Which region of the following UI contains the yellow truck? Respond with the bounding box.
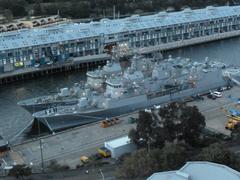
[220,107,240,130]
[80,156,89,164]
[225,117,240,130]
[97,147,111,158]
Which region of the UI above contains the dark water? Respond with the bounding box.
[165,37,240,65]
[0,70,87,142]
[1,37,240,142]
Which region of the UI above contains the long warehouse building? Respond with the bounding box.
[1,5,240,73]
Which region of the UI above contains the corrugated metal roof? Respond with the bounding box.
[148,161,240,180]
[1,5,240,52]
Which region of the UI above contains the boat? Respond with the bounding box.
[18,54,154,112]
[32,56,230,132]
[17,83,83,112]
[18,60,121,112]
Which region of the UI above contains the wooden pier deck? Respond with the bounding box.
[0,54,111,85]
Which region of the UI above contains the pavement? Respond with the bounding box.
[1,163,119,180]
[5,113,137,171]
[1,86,240,176]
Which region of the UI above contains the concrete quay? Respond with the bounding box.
[0,54,110,85]
[2,86,240,173]
[1,29,240,85]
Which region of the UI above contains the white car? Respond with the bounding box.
[46,61,53,66]
[34,63,40,68]
[211,91,222,98]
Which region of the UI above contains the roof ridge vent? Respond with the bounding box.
[91,21,101,26]
[183,8,192,14]
[157,11,167,17]
[131,14,139,18]
[206,6,216,11]
[206,6,217,15]
[100,18,110,23]
[127,14,140,22]
[176,171,190,179]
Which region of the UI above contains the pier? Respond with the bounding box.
[2,5,240,84]
[0,54,110,85]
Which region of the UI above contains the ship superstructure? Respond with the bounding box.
[17,54,155,112]
[32,56,229,131]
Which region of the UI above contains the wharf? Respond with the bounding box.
[136,29,240,54]
[0,54,110,85]
[2,86,240,173]
[1,29,240,85]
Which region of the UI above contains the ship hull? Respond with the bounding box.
[19,100,78,113]
[34,77,228,132]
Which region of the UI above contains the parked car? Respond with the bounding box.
[226,85,233,90]
[211,91,222,98]
[191,94,204,101]
[46,61,53,66]
[207,93,217,100]
[217,87,225,92]
[34,63,40,68]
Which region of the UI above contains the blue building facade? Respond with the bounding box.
[1,5,240,72]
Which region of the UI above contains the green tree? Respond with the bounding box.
[160,143,187,170]
[116,148,161,178]
[230,124,240,142]
[33,3,42,16]
[159,102,205,146]
[3,9,13,22]
[129,110,154,148]
[197,143,233,165]
[180,105,206,145]
[117,143,188,178]
[8,164,32,179]
[130,102,206,149]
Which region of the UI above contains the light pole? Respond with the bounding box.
[99,168,105,180]
[37,118,44,173]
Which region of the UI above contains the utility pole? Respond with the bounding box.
[37,119,44,173]
[99,169,105,180]
[113,5,116,19]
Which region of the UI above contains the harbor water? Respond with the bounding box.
[1,37,240,143]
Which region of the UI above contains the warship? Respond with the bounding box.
[18,54,154,112]
[17,60,122,112]
[32,56,230,132]
[86,60,122,90]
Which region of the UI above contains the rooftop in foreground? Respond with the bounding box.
[148,161,240,180]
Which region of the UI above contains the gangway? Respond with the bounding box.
[223,68,240,86]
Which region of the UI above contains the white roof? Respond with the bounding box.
[105,136,131,148]
[148,161,240,180]
[1,5,240,51]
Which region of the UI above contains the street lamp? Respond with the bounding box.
[99,169,105,180]
[37,118,44,173]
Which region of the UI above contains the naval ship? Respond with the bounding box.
[32,56,230,131]
[17,59,122,112]
[86,60,122,90]
[18,54,155,112]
